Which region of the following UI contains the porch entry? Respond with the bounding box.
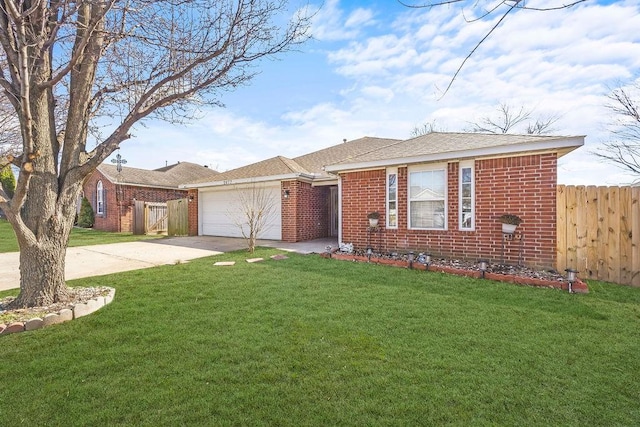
[329,186,338,237]
[133,198,189,235]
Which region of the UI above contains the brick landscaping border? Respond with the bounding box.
[0,287,116,337]
[323,253,589,293]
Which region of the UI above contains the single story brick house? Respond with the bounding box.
[83,161,219,232]
[183,132,583,269]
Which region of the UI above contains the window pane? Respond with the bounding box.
[389,211,397,227]
[460,166,473,230]
[387,172,397,227]
[96,181,104,214]
[461,212,472,228]
[410,200,445,229]
[389,201,397,226]
[462,167,471,183]
[410,170,445,200]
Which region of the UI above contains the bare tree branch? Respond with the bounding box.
[229,182,278,253]
[410,119,445,137]
[593,83,640,177]
[399,1,590,96]
[467,102,560,134]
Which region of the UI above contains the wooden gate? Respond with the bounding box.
[167,198,189,236]
[133,199,187,235]
[146,202,168,234]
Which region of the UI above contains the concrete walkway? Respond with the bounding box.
[0,236,337,292]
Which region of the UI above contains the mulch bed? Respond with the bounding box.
[323,250,588,293]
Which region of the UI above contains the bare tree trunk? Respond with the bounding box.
[5,51,79,308]
[11,240,69,308]
[7,176,81,308]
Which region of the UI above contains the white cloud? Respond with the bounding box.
[360,86,395,102]
[345,8,375,28]
[310,0,376,41]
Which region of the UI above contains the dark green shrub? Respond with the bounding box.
[77,196,95,228]
[0,165,15,199]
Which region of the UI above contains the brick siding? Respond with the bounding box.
[188,189,198,236]
[281,180,331,242]
[340,153,558,269]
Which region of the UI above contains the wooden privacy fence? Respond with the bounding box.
[557,185,640,286]
[133,199,188,236]
[167,198,189,236]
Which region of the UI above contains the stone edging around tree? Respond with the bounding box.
[322,253,589,294]
[0,287,116,337]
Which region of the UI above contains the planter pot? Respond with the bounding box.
[369,218,379,227]
[501,223,517,234]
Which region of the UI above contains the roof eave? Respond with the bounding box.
[324,136,585,173]
[116,182,179,190]
[311,177,339,187]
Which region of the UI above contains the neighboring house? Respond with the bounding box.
[83,162,219,232]
[183,133,584,269]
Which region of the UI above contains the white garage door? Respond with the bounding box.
[200,183,282,240]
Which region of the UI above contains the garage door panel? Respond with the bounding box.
[200,185,281,240]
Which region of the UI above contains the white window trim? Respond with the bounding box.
[96,180,104,215]
[386,167,398,229]
[407,163,447,231]
[459,161,475,231]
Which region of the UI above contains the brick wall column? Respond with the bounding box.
[188,189,199,236]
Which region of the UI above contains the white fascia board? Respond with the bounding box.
[311,178,339,187]
[324,136,585,173]
[180,173,315,189]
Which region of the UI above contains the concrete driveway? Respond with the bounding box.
[0,236,336,292]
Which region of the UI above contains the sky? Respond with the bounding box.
[109,0,640,185]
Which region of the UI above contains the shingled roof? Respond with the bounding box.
[293,136,401,176]
[182,133,584,187]
[97,161,219,189]
[325,132,584,172]
[196,156,312,182]
[185,136,401,186]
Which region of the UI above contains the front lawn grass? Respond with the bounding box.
[0,219,162,253]
[1,249,639,425]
